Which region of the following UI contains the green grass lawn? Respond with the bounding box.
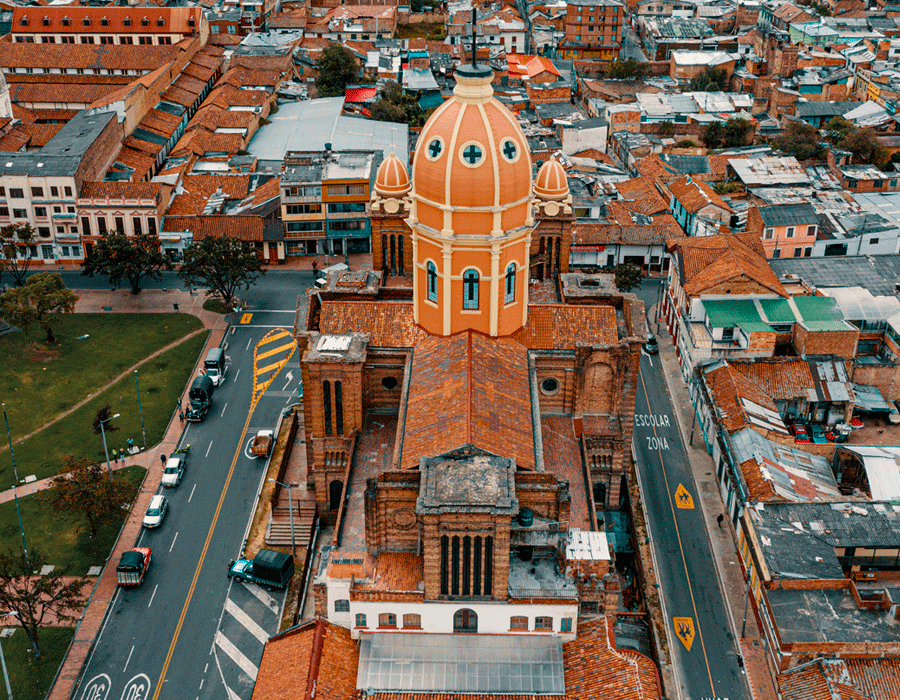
[1,332,208,485]
[0,627,74,700]
[396,22,445,40]
[0,313,202,442]
[0,466,145,573]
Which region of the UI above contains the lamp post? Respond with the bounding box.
[134,370,146,449]
[269,479,296,557]
[2,406,28,562]
[99,414,121,472]
[0,611,17,700]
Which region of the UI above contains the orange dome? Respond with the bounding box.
[534,158,569,200]
[374,151,410,196]
[411,65,532,236]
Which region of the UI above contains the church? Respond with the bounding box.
[291,58,645,667]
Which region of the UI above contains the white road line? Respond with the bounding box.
[206,441,213,458]
[221,403,228,418]
[225,598,271,644]
[123,645,134,673]
[148,584,158,608]
[242,309,297,313]
[204,663,208,673]
[199,679,204,689]
[189,483,197,503]
[169,532,178,552]
[223,683,242,700]
[234,368,240,382]
[214,630,259,680]
[245,337,252,351]
[240,581,279,612]
[238,324,288,328]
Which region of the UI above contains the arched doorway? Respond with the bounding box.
[453,608,477,633]
[329,480,343,512]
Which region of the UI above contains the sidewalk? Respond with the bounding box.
[15,287,232,700]
[648,303,779,700]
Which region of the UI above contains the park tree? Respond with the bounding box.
[178,236,266,309]
[614,263,643,292]
[771,121,824,161]
[689,66,728,92]
[0,549,86,660]
[0,272,78,344]
[80,233,170,294]
[92,404,120,435]
[723,118,755,148]
[0,223,37,287]
[607,59,650,80]
[703,121,725,149]
[824,115,855,144]
[316,43,360,98]
[839,128,890,171]
[44,456,134,538]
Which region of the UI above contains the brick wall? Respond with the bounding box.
[371,206,413,277]
[364,471,421,552]
[793,326,859,358]
[75,115,125,186]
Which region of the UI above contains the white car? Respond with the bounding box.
[143,494,168,529]
[161,456,185,487]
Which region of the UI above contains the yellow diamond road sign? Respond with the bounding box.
[252,329,296,407]
[675,483,694,509]
[673,617,695,651]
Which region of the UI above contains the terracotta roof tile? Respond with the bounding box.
[401,332,535,470]
[514,304,618,349]
[113,147,157,180]
[12,7,202,35]
[166,174,252,216]
[668,175,732,214]
[79,181,162,201]
[358,553,423,592]
[318,300,427,347]
[0,43,179,71]
[163,215,276,242]
[728,358,815,402]
[703,361,780,434]
[780,659,900,700]
[8,82,120,106]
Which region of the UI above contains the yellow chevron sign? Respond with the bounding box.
[675,483,694,509]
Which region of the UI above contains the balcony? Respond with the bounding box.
[507,556,577,601]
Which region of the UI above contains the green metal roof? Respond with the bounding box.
[792,295,844,323]
[759,298,796,323]
[802,320,853,332]
[703,299,774,333]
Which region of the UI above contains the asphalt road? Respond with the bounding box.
[73,283,306,700]
[622,24,648,63]
[633,348,749,700]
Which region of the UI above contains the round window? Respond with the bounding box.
[425,136,444,161]
[500,137,520,163]
[540,377,560,396]
[459,141,485,168]
[382,376,398,390]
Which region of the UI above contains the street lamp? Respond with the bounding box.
[0,611,16,700]
[2,406,28,562]
[268,479,296,557]
[134,370,146,449]
[99,414,121,472]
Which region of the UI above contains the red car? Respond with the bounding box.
[116,547,152,587]
[789,422,810,443]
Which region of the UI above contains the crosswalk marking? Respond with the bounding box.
[215,630,258,680]
[252,328,296,408]
[255,341,296,362]
[240,581,279,613]
[225,598,271,645]
[257,330,291,345]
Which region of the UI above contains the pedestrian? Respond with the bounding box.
[717,514,724,528]
[111,448,118,463]
[121,447,127,461]
[179,411,184,423]
[127,438,134,453]
[312,259,318,275]
[160,454,167,466]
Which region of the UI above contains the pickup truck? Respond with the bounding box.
[116,547,152,587]
[251,430,274,458]
[228,549,294,590]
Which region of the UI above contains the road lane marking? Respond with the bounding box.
[225,597,271,644]
[256,359,290,375]
[188,483,196,503]
[123,645,134,673]
[148,584,158,608]
[169,532,178,552]
[224,683,242,700]
[673,616,695,651]
[206,441,213,458]
[240,313,252,324]
[257,329,291,346]
[240,581,279,613]
[256,341,296,362]
[221,403,228,417]
[245,337,252,351]
[675,484,695,509]
[638,367,716,696]
[234,369,240,382]
[252,329,296,406]
[153,404,257,699]
[79,673,111,700]
[214,630,259,680]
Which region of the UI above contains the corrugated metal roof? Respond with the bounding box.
[791,295,844,322]
[758,298,795,323]
[703,299,773,331]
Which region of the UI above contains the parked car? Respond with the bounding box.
[161,455,185,487]
[807,423,828,444]
[143,494,168,528]
[643,333,659,355]
[789,422,809,442]
[251,430,274,458]
[116,547,152,587]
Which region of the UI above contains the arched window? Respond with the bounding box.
[463,269,479,310]
[453,608,477,633]
[403,613,421,629]
[427,262,437,302]
[505,263,516,304]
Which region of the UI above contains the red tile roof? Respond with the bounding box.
[401,332,535,470]
[357,552,423,592]
[12,6,202,35]
[780,658,900,700]
[703,361,781,434]
[513,304,618,349]
[79,181,162,201]
[318,300,427,347]
[668,175,732,214]
[163,215,275,242]
[0,43,180,71]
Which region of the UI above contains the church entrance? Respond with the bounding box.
[329,480,343,512]
[453,609,478,634]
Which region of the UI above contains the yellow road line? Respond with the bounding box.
[153,404,256,700]
[638,367,716,697]
[257,330,291,345]
[255,341,296,362]
[256,359,291,375]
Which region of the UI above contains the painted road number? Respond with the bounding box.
[675,483,694,509]
[635,414,671,427]
[646,436,670,450]
[673,616,695,651]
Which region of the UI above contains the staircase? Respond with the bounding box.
[265,502,317,548]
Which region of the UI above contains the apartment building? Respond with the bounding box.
[10,6,206,47]
[77,181,170,257]
[560,0,624,60]
[280,149,382,258]
[746,203,818,259]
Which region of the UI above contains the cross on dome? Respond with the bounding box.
[429,140,442,158]
[503,141,517,160]
[463,144,482,164]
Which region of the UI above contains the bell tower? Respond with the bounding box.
[407,61,535,338]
